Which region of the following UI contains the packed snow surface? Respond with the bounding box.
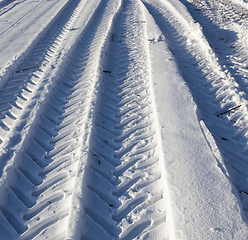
[1,0,248,239]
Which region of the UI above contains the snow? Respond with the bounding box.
[1,0,248,239]
[145,6,248,238]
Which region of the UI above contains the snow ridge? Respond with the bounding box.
[0,0,85,147]
[2,0,248,238]
[183,0,248,220]
[0,0,121,239]
[143,0,248,221]
[77,0,171,239]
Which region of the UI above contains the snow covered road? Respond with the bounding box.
[1,0,248,239]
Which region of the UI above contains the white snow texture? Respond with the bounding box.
[0,0,248,239]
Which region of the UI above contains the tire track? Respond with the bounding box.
[181,0,248,109]
[75,0,172,239]
[181,0,248,220]
[0,0,120,239]
[142,0,248,220]
[0,0,83,88]
[0,0,85,153]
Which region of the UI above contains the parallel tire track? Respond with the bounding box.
[182,0,248,219]
[142,0,248,220]
[0,0,84,146]
[0,0,121,239]
[78,0,172,239]
[4,0,248,238]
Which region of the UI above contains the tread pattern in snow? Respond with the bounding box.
[0,0,120,239]
[142,0,248,220]
[184,0,248,219]
[79,0,170,239]
[0,0,84,146]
